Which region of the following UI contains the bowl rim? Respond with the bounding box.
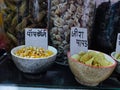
[11,45,57,60]
[111,51,120,62]
[67,50,117,68]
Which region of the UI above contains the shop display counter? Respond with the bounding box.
[0,55,120,89]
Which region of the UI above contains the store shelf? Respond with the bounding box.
[0,55,120,89]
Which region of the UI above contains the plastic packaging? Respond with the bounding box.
[91,0,120,54]
[1,0,48,49]
[49,0,96,64]
[0,1,12,51]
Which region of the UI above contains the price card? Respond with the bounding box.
[70,27,88,55]
[116,33,120,53]
[25,28,48,49]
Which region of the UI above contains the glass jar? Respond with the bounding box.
[49,0,96,64]
[0,0,15,51]
[1,0,48,47]
[91,0,120,54]
[17,0,48,45]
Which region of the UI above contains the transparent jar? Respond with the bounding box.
[0,0,16,51]
[91,0,120,54]
[49,0,96,64]
[2,0,48,46]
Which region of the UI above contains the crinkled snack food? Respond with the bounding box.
[72,51,112,67]
[49,0,96,63]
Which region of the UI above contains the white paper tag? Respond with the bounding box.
[25,28,48,49]
[70,27,88,55]
[116,33,120,53]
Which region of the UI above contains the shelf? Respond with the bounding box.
[0,55,120,89]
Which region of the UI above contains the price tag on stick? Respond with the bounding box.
[70,27,88,55]
[25,28,48,49]
[116,33,120,53]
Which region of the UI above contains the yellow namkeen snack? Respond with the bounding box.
[79,51,96,62]
[14,46,54,58]
[72,51,112,67]
[115,53,120,60]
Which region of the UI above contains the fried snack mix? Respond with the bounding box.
[14,46,54,58]
[72,51,112,67]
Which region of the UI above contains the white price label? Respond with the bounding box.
[70,27,88,55]
[25,28,48,49]
[116,33,120,53]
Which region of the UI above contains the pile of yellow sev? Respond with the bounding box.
[14,46,54,58]
[72,51,112,67]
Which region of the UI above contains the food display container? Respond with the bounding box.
[111,52,120,74]
[91,0,120,54]
[49,0,96,64]
[11,45,57,73]
[0,0,14,51]
[68,50,116,86]
[1,0,49,50]
[0,0,120,89]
